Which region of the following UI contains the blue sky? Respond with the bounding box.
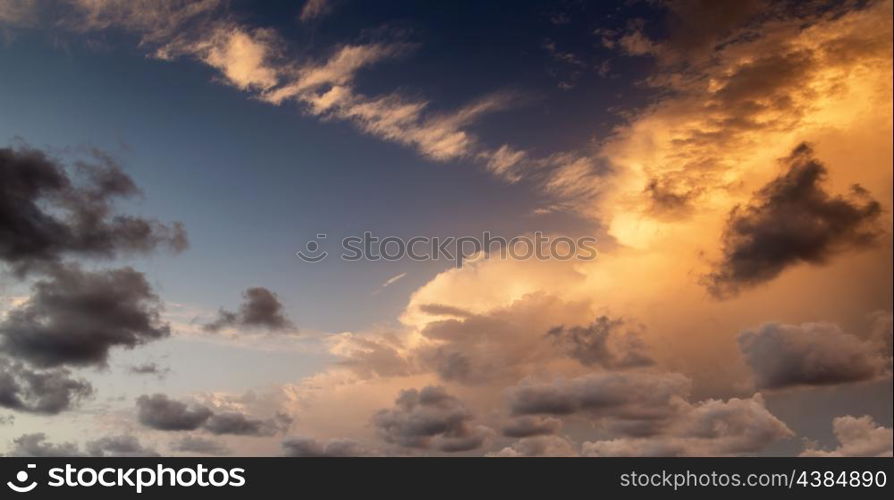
[0,8,646,332]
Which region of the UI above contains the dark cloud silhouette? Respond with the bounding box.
[418,303,474,318]
[0,358,93,414]
[661,0,765,63]
[644,177,701,218]
[204,287,294,332]
[0,264,170,368]
[501,416,562,438]
[508,372,690,430]
[547,316,654,368]
[136,394,213,431]
[601,0,765,65]
[170,436,231,456]
[705,143,883,298]
[0,145,184,422]
[136,393,289,436]
[86,434,158,457]
[7,433,81,457]
[424,349,474,383]
[203,411,287,436]
[0,146,186,275]
[608,0,858,68]
[869,311,893,369]
[373,386,490,452]
[738,322,890,390]
[712,51,815,110]
[581,395,793,456]
[281,436,371,457]
[128,361,170,377]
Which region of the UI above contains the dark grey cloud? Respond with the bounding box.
[661,0,765,63]
[501,416,562,438]
[136,393,213,431]
[86,434,158,457]
[869,311,893,369]
[0,146,186,275]
[136,393,289,436]
[607,0,850,68]
[424,349,474,383]
[299,0,333,23]
[203,411,288,436]
[644,176,701,218]
[419,317,500,384]
[0,357,93,414]
[705,143,883,298]
[0,264,170,368]
[7,433,81,457]
[281,436,371,457]
[738,322,890,390]
[581,395,793,456]
[600,0,766,65]
[204,287,294,332]
[418,303,474,318]
[508,372,690,433]
[170,436,231,456]
[373,386,490,452]
[547,316,654,368]
[712,50,815,110]
[128,361,170,377]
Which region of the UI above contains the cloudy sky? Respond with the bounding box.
[0,0,891,457]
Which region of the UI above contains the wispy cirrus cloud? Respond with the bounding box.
[4,1,516,163]
[298,0,332,23]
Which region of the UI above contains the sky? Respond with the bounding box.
[0,0,892,457]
